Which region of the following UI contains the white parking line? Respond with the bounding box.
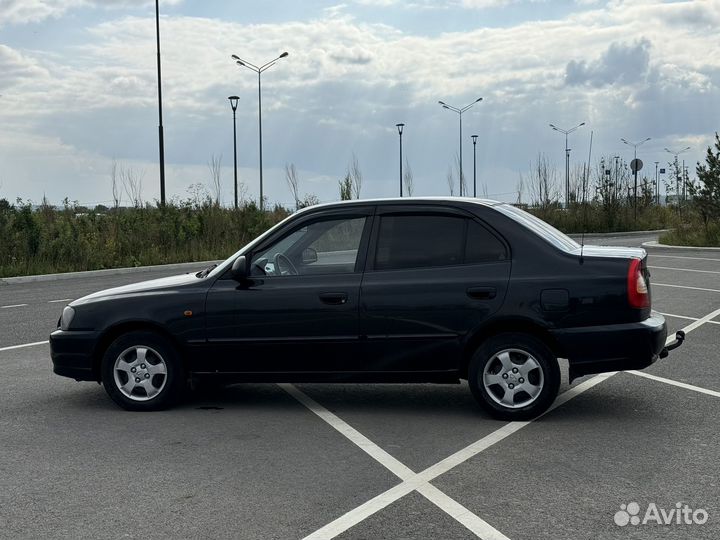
[629,371,720,399]
[298,307,720,540]
[649,265,720,275]
[1,304,28,309]
[0,340,49,352]
[416,483,511,540]
[287,373,613,540]
[48,298,72,303]
[654,283,720,294]
[674,307,720,334]
[651,254,720,262]
[282,383,512,539]
[280,384,415,480]
[657,312,720,325]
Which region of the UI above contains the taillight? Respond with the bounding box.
[627,258,650,308]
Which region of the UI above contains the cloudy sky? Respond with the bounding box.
[0,0,718,207]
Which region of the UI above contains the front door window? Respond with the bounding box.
[250,216,367,277]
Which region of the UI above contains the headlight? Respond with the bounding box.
[60,306,75,331]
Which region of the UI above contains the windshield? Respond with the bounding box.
[495,203,580,253]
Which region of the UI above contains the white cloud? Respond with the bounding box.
[0,0,83,25]
[0,45,49,88]
[459,0,515,8]
[565,39,652,87]
[0,0,718,205]
[0,0,182,26]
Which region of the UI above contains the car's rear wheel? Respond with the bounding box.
[101,331,184,411]
[469,333,560,421]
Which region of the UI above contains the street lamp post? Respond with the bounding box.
[439,98,483,196]
[228,96,240,209]
[471,134,478,197]
[664,147,691,206]
[654,161,659,205]
[396,123,404,197]
[549,122,585,207]
[155,0,166,205]
[621,137,651,220]
[231,51,289,210]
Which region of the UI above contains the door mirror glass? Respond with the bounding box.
[302,247,318,264]
[231,255,248,280]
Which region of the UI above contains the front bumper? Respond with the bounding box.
[49,329,99,381]
[550,312,682,380]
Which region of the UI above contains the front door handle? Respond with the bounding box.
[467,286,497,300]
[319,292,348,305]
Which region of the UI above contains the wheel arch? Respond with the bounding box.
[460,318,564,379]
[92,321,187,381]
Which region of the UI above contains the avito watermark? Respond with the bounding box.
[614,502,709,527]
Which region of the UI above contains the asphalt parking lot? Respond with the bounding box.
[1,236,719,539]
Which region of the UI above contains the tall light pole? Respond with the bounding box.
[155,0,166,205]
[471,134,478,197]
[664,146,691,206]
[228,96,240,209]
[549,122,585,207]
[439,97,482,196]
[396,123,405,197]
[621,136,651,219]
[231,51,289,210]
[654,161,659,205]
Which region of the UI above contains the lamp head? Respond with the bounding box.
[231,54,240,60]
[228,96,239,111]
[279,51,289,58]
[472,134,478,143]
[396,123,404,134]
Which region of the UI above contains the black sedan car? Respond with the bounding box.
[50,198,683,419]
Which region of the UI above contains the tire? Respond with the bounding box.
[468,333,560,421]
[101,330,184,411]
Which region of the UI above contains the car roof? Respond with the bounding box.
[296,197,503,214]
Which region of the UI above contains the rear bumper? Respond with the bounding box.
[550,311,673,379]
[49,329,99,381]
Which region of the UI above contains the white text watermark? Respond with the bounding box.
[614,502,709,527]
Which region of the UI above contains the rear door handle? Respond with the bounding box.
[319,292,348,305]
[467,286,496,300]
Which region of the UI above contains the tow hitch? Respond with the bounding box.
[660,330,685,359]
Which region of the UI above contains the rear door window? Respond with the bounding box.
[374,214,505,271]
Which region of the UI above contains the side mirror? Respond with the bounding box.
[302,247,318,264]
[231,255,248,280]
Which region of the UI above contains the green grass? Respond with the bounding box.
[1,196,713,279]
[0,200,289,278]
[659,222,720,247]
[525,202,674,234]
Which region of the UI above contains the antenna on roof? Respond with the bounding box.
[580,130,593,265]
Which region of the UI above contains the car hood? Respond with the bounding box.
[571,244,647,260]
[71,273,202,305]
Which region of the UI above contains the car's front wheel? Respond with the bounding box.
[101,331,184,411]
[469,333,560,421]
